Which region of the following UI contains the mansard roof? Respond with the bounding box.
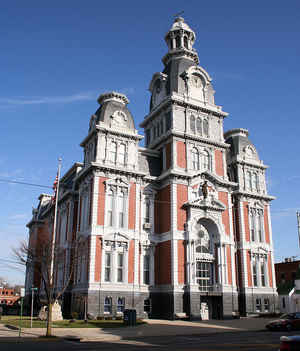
[224,128,260,161]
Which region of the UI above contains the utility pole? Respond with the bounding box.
[30,287,38,328]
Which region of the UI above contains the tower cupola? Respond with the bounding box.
[163,17,199,65]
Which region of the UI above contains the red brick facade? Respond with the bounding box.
[97,177,107,225]
[128,183,136,230]
[128,240,135,283]
[215,149,224,176]
[178,240,186,284]
[264,205,270,244]
[155,185,171,234]
[94,237,102,282]
[177,184,188,231]
[177,141,186,169]
[155,240,171,284]
[218,192,230,235]
[243,202,250,242]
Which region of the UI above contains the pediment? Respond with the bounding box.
[104,232,130,242]
[184,197,226,212]
[105,176,129,188]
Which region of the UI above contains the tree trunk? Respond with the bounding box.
[46,301,53,337]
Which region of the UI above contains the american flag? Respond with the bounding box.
[52,172,59,202]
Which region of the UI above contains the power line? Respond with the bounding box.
[0,178,52,189]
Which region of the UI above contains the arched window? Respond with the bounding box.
[192,148,200,170]
[175,35,180,48]
[190,115,196,133]
[196,117,202,135]
[104,297,112,313]
[202,150,210,171]
[119,144,126,165]
[109,142,117,163]
[203,119,209,137]
[117,297,125,312]
[184,36,188,49]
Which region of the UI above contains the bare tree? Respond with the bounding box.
[13,235,82,337]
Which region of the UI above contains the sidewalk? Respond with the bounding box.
[0,317,270,342]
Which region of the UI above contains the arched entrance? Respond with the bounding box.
[191,217,223,320]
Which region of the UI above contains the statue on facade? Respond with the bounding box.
[201,180,208,199]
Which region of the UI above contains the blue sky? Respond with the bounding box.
[0,0,299,284]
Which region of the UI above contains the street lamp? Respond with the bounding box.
[30,287,38,328]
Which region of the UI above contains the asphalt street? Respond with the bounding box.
[0,330,287,351]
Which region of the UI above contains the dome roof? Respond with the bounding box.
[94,92,136,131]
[169,16,195,35]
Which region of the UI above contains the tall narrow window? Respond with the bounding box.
[250,213,255,241]
[105,253,111,282]
[119,144,126,165]
[190,115,196,133]
[144,200,150,224]
[143,255,150,285]
[104,297,112,313]
[107,190,114,226]
[117,297,125,313]
[264,298,269,312]
[246,171,252,191]
[203,119,209,137]
[160,120,164,135]
[196,261,211,291]
[196,117,202,135]
[184,36,188,49]
[118,191,125,228]
[175,36,180,48]
[258,214,263,242]
[256,298,262,312]
[253,261,258,287]
[202,150,210,171]
[117,253,124,282]
[261,262,266,287]
[253,173,259,191]
[109,142,117,163]
[192,148,200,170]
[165,113,171,131]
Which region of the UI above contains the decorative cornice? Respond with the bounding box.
[162,48,199,66]
[232,190,275,201]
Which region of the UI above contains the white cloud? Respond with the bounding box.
[0,92,97,106]
[271,207,300,219]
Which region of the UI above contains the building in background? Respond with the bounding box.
[276,258,300,313]
[0,288,20,306]
[25,17,277,319]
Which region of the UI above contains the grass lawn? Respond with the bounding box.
[0,315,145,328]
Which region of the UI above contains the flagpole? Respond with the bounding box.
[297,212,300,249]
[50,158,62,288]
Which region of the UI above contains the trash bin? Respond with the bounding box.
[123,309,136,326]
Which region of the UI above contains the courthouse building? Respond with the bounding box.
[25,17,277,319]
